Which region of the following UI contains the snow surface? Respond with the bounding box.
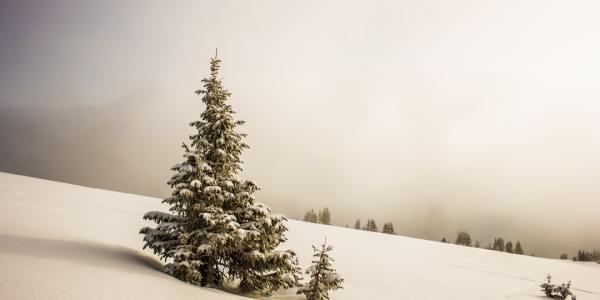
[0,172,598,300]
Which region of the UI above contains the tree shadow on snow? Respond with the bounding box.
[0,233,306,299]
[0,233,165,277]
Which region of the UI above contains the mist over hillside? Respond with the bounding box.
[1,97,599,258]
[3,0,600,261]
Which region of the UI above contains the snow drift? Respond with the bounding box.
[0,172,598,299]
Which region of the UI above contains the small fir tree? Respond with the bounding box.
[297,239,344,300]
[353,219,361,230]
[441,237,447,243]
[475,240,480,248]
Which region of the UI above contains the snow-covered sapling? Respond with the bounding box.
[541,274,554,297]
[297,239,344,300]
[540,274,576,299]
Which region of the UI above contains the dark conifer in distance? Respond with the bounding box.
[506,241,514,253]
[318,208,332,225]
[515,241,524,255]
[455,231,472,246]
[382,222,395,234]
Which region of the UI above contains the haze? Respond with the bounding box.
[1,0,600,257]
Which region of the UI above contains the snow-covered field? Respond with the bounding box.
[0,172,598,300]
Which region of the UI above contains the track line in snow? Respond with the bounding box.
[573,287,599,295]
[0,199,70,212]
[439,263,535,282]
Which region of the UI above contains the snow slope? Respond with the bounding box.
[0,172,598,300]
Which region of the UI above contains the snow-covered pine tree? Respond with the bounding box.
[297,239,344,300]
[141,141,241,286]
[228,200,302,295]
[141,54,301,294]
[195,55,300,295]
[540,274,576,299]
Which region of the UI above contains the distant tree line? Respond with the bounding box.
[440,231,525,255]
[352,218,396,234]
[301,211,397,235]
[570,249,600,262]
[488,237,523,254]
[362,218,378,231]
[303,208,332,225]
[300,210,542,258]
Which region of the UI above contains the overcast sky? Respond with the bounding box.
[1,0,600,256]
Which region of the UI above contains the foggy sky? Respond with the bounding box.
[1,0,600,257]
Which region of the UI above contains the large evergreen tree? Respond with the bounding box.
[140,143,239,286]
[140,54,301,295]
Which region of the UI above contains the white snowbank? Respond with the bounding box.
[0,172,598,299]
